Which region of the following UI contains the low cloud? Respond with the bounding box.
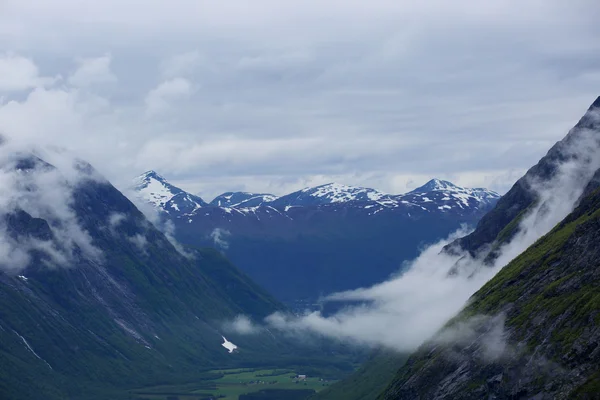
[68,54,117,87]
[128,233,148,254]
[0,53,57,92]
[434,314,512,362]
[144,78,192,115]
[210,228,231,251]
[0,141,103,273]
[224,315,262,335]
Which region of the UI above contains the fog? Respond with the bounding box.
[0,140,103,272]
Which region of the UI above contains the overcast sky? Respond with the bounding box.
[0,0,599,200]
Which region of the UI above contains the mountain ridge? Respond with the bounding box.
[132,173,500,304]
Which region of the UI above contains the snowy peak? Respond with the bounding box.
[410,178,459,193]
[210,192,278,208]
[133,171,207,214]
[399,178,500,214]
[132,171,500,219]
[271,183,393,208]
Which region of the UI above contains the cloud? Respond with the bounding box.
[224,315,261,335]
[144,78,192,115]
[128,233,148,254]
[160,51,203,78]
[255,118,600,351]
[68,54,117,87]
[0,142,103,272]
[0,1,599,200]
[434,313,512,362]
[0,53,57,92]
[108,212,126,229]
[210,228,231,250]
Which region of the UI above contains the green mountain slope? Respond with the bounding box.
[379,187,600,399]
[314,349,408,400]
[0,153,341,399]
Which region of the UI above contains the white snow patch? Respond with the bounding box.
[221,336,238,353]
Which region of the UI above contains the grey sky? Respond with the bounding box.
[1,0,599,201]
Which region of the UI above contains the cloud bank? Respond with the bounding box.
[0,1,599,199]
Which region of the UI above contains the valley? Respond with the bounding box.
[131,367,337,400]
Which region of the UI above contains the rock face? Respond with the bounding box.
[381,186,600,400]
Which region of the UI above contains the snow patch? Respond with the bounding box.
[221,336,238,353]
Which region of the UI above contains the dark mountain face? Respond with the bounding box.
[133,176,500,305]
[0,153,334,400]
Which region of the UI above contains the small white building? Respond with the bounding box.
[297,375,307,381]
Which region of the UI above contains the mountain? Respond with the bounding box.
[403,179,500,215]
[314,97,600,400]
[0,152,343,400]
[269,183,395,208]
[134,170,208,214]
[373,97,600,399]
[444,97,600,260]
[381,174,600,399]
[313,349,408,400]
[133,175,500,305]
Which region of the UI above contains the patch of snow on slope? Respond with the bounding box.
[221,336,238,353]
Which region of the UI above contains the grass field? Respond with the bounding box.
[132,368,337,400]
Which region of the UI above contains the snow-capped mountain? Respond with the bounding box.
[133,173,500,220]
[398,179,500,214]
[131,172,501,304]
[133,170,207,214]
[210,192,278,208]
[270,183,396,208]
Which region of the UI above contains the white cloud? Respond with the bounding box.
[144,78,192,114]
[0,1,597,199]
[224,315,261,335]
[0,143,104,272]
[68,54,116,87]
[0,53,56,92]
[210,228,230,250]
[160,51,203,78]
[128,233,148,254]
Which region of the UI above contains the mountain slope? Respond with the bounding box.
[380,185,600,399]
[445,96,600,258]
[314,350,408,400]
[0,152,332,400]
